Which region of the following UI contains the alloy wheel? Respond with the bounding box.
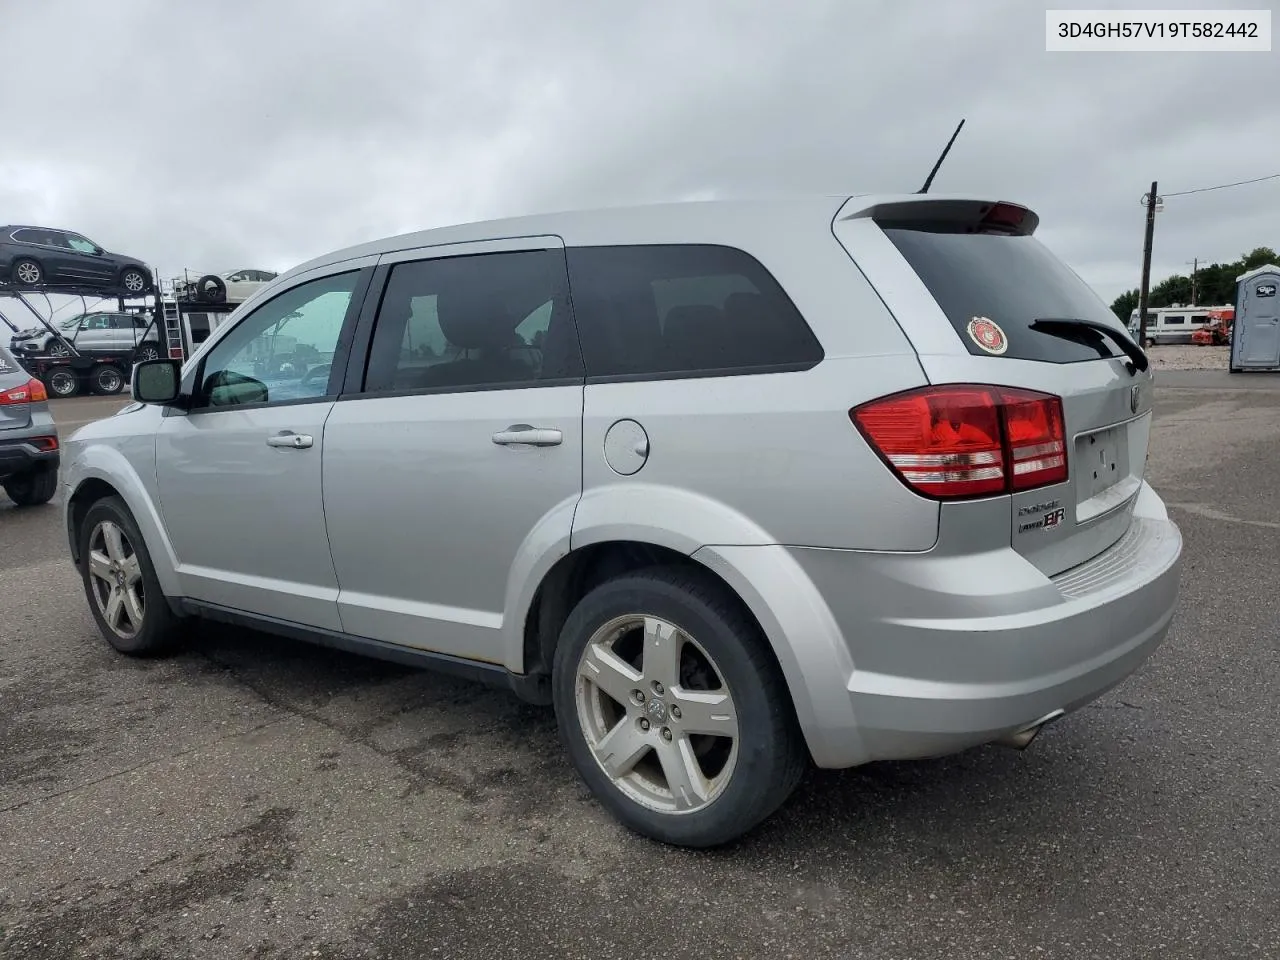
[123,271,146,293]
[574,614,739,815]
[15,261,41,284]
[87,520,145,640]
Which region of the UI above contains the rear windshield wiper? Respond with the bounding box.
[1031,317,1149,375]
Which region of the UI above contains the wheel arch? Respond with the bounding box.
[66,456,181,598]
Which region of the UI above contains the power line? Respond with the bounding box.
[1163,173,1280,197]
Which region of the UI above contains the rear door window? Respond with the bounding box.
[881,226,1130,363]
[566,244,823,379]
[362,249,582,394]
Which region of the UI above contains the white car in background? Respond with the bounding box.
[177,268,279,305]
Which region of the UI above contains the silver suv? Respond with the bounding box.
[10,311,162,361]
[61,196,1183,847]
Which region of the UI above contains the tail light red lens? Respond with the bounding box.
[0,378,47,405]
[852,385,1068,500]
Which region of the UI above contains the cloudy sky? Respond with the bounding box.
[2,0,1277,326]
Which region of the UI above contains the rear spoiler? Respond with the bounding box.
[835,196,1039,237]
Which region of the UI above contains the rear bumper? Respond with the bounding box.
[0,435,60,479]
[697,482,1183,768]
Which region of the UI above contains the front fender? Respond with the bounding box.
[65,441,180,598]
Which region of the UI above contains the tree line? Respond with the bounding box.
[1110,246,1278,321]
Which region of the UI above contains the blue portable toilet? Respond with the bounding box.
[1230,264,1280,373]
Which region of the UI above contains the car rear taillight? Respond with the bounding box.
[0,378,47,405]
[851,385,1067,500]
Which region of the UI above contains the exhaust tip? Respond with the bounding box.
[994,709,1066,750]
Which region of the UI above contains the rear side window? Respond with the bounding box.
[566,244,823,379]
[363,249,582,394]
[882,226,1129,363]
[0,344,16,372]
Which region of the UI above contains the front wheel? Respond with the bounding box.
[79,496,181,655]
[2,463,58,506]
[47,340,73,358]
[552,568,806,848]
[133,344,160,363]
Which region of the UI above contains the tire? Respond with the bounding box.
[196,274,226,304]
[45,369,79,398]
[78,496,181,656]
[12,257,43,286]
[91,364,125,395]
[47,340,73,358]
[119,267,150,296]
[2,463,58,506]
[1144,337,1156,348]
[133,343,160,363]
[552,567,806,848]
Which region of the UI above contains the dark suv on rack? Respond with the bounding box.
[1,226,154,296]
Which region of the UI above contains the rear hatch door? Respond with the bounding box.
[833,197,1153,576]
[0,347,33,431]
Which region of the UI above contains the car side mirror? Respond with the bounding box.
[132,358,182,405]
[94,246,104,255]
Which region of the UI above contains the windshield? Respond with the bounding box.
[882,225,1129,364]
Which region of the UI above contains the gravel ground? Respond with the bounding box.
[1147,344,1228,371]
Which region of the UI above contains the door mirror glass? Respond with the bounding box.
[205,368,270,406]
[132,359,182,404]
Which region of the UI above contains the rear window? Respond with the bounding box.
[882,226,1129,364]
[0,344,18,373]
[565,244,823,379]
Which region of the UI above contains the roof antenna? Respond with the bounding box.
[917,118,965,194]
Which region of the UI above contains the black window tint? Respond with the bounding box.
[1164,315,1186,325]
[11,228,40,244]
[566,244,823,379]
[363,249,582,394]
[882,226,1130,364]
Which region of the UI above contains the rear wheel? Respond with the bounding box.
[79,496,181,655]
[133,343,160,363]
[120,267,149,295]
[552,568,805,848]
[12,257,43,286]
[2,463,58,506]
[91,364,125,395]
[45,369,78,397]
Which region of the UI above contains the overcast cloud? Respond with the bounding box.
[1,0,1277,323]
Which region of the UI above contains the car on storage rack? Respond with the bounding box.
[176,269,279,305]
[1,226,153,296]
[61,194,1182,849]
[0,342,59,506]
[10,311,163,362]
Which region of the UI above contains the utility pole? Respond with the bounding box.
[1138,182,1160,343]
[1185,258,1200,305]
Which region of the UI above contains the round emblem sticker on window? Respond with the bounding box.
[967,316,1008,355]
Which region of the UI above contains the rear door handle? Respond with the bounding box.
[491,424,563,447]
[266,431,313,449]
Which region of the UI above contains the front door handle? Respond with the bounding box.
[491,424,563,447]
[266,431,313,449]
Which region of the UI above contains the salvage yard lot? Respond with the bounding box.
[3,372,1279,959]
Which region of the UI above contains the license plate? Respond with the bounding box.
[1076,425,1124,500]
